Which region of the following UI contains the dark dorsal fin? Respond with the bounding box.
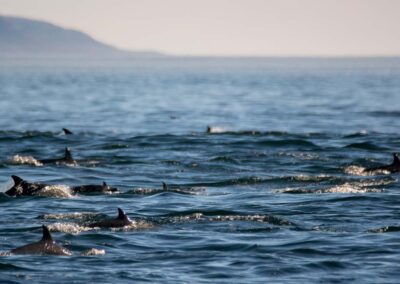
[11,175,23,186]
[206,126,211,133]
[393,153,400,165]
[162,182,168,191]
[117,208,126,220]
[41,225,53,241]
[62,128,73,135]
[102,181,107,188]
[64,147,73,161]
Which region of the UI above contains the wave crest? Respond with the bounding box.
[39,212,102,220]
[48,222,93,234]
[11,155,43,166]
[281,178,390,194]
[34,185,74,198]
[344,165,390,176]
[80,248,106,256]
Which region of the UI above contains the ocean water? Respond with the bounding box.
[0,57,400,283]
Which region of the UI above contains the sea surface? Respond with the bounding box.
[0,57,400,283]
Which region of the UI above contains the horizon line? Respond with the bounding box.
[2,13,400,59]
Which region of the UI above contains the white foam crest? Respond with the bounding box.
[11,155,43,166]
[280,177,391,194]
[34,185,74,198]
[48,222,92,234]
[315,183,383,193]
[279,152,321,160]
[354,129,368,135]
[169,187,207,195]
[168,213,204,223]
[278,187,304,193]
[82,160,100,166]
[208,215,272,222]
[359,179,394,187]
[63,161,78,167]
[109,220,153,231]
[368,226,390,233]
[345,165,390,176]
[41,212,101,220]
[167,213,290,224]
[80,248,106,256]
[344,165,368,176]
[311,226,349,233]
[207,126,227,133]
[294,174,331,181]
[315,180,386,193]
[130,187,206,195]
[0,251,11,256]
[129,188,162,195]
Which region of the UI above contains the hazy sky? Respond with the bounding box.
[1,0,400,56]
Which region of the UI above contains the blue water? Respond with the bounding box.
[0,57,400,283]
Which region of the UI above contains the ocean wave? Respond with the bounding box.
[367,226,400,233]
[344,142,386,150]
[203,129,327,138]
[343,130,369,138]
[80,248,106,256]
[49,220,153,233]
[157,212,293,226]
[209,156,239,164]
[290,174,334,182]
[0,252,11,257]
[183,175,337,188]
[48,222,93,234]
[256,139,318,148]
[321,183,383,194]
[0,130,57,138]
[367,110,400,118]
[206,126,227,133]
[278,151,321,160]
[127,186,206,196]
[345,165,391,176]
[39,212,103,220]
[10,155,78,167]
[206,214,293,226]
[311,225,351,233]
[109,220,154,231]
[11,155,43,166]
[281,179,389,194]
[34,185,74,198]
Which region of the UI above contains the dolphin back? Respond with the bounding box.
[10,226,72,256]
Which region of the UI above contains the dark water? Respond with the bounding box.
[0,57,400,283]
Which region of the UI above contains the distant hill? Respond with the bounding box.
[0,15,163,58]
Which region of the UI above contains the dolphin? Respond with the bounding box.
[363,153,400,173]
[38,147,76,165]
[88,208,132,228]
[71,181,119,194]
[4,176,118,197]
[162,182,168,191]
[10,225,72,256]
[62,128,73,135]
[5,175,49,197]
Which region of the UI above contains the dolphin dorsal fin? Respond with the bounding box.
[117,208,126,220]
[102,181,107,188]
[41,225,53,241]
[11,175,23,186]
[64,147,73,160]
[162,182,168,191]
[393,153,400,165]
[62,128,73,135]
